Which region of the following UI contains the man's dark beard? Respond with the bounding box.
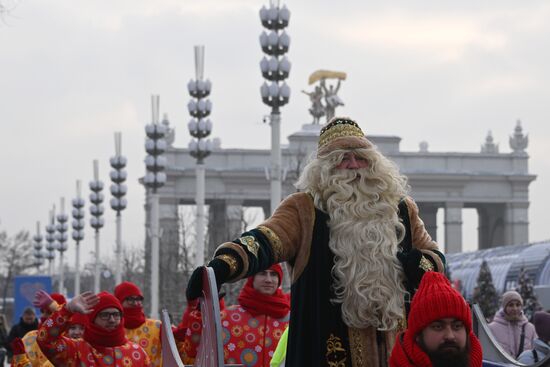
[419,337,471,367]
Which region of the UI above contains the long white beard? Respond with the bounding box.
[322,169,408,330]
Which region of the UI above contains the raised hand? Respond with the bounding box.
[33,289,54,309]
[67,291,100,314]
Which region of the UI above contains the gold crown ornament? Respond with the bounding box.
[317,117,370,156]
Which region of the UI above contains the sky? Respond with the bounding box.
[1,0,550,271]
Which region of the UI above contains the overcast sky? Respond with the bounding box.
[1,0,549,270]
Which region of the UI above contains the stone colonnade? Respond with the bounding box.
[417,202,529,254]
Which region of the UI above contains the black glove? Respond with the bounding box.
[397,248,425,289]
[185,258,231,301]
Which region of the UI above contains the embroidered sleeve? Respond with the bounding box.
[36,306,78,365]
[214,192,315,281]
[405,197,445,272]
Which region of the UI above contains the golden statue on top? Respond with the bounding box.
[302,70,347,124]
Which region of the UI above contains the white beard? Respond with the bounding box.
[322,169,408,330]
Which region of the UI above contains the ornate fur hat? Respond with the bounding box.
[317,117,371,156]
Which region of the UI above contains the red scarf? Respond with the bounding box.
[389,331,483,367]
[123,306,146,329]
[83,320,127,348]
[237,277,290,319]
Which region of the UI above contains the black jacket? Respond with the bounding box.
[5,318,38,358]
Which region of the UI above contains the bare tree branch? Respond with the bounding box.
[0,229,34,313]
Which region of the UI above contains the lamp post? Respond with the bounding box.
[55,198,69,294]
[72,181,85,295]
[144,95,167,318]
[259,1,291,214]
[187,45,213,267]
[110,132,128,285]
[89,160,105,293]
[33,222,45,271]
[44,207,56,276]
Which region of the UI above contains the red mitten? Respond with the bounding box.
[173,324,187,342]
[11,337,26,355]
[33,289,53,310]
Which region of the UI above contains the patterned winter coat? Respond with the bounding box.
[36,307,152,367]
[180,304,290,367]
[125,318,163,367]
[12,352,32,367]
[11,337,32,367]
[21,330,53,367]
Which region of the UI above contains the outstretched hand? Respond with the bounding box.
[186,266,205,301]
[33,289,53,310]
[67,291,100,314]
[186,258,230,301]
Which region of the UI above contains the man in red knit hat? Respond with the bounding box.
[114,281,163,366]
[35,290,151,366]
[180,263,290,367]
[390,271,483,367]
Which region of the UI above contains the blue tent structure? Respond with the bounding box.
[446,240,550,301]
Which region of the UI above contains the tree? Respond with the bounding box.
[472,260,499,321]
[0,230,34,314]
[0,0,18,18]
[121,246,146,286]
[516,267,542,321]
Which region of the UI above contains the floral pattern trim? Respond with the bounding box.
[326,333,347,367]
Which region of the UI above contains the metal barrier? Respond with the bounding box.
[160,267,242,367]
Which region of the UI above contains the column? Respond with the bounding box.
[261,201,271,220]
[208,200,227,258]
[477,204,506,249]
[158,200,182,318]
[207,199,244,258]
[505,202,529,245]
[144,197,182,317]
[444,202,463,253]
[226,200,244,238]
[416,203,439,242]
[143,198,152,314]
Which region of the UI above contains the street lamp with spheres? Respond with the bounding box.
[187,45,213,267]
[72,181,85,295]
[259,1,291,214]
[144,94,167,319]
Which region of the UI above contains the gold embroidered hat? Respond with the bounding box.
[317,117,371,156]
